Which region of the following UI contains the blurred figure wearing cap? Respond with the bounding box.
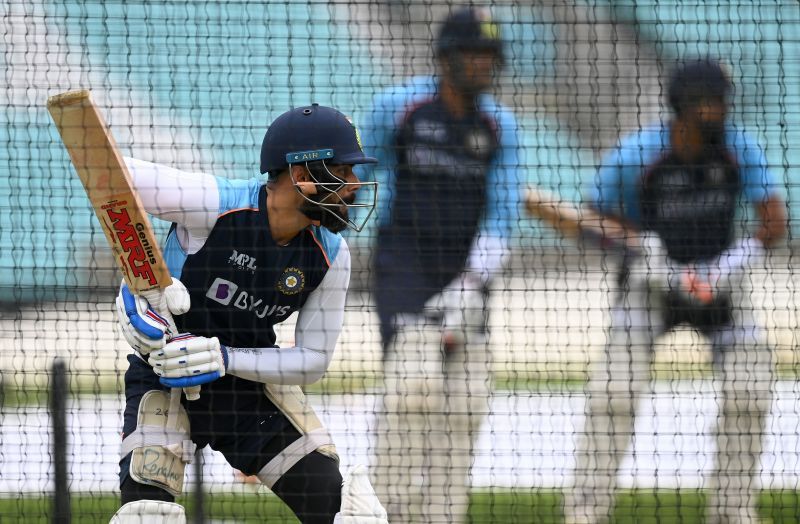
[109,105,388,523]
[361,6,522,523]
[564,58,786,523]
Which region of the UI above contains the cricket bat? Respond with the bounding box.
[525,187,641,254]
[47,90,200,401]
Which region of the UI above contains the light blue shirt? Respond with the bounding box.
[362,76,522,239]
[589,122,777,225]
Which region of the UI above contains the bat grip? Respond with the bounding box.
[140,288,201,402]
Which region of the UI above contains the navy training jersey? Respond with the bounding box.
[375,97,499,310]
[164,183,340,348]
[639,146,741,263]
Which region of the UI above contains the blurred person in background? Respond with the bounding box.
[564,57,786,524]
[362,6,522,523]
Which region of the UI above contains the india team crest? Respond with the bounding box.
[277,267,305,295]
[345,114,365,151]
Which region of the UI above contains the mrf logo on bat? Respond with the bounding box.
[101,199,159,287]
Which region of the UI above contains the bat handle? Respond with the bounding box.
[140,288,201,402]
[182,387,201,401]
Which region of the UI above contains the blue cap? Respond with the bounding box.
[435,7,504,60]
[260,104,377,175]
[668,57,732,113]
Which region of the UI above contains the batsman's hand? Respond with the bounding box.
[425,271,486,348]
[150,334,229,388]
[675,237,767,306]
[628,232,670,291]
[628,233,761,306]
[115,279,191,355]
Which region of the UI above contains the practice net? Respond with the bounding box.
[1,1,799,522]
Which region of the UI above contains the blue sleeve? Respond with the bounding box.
[361,77,437,227]
[588,126,665,225]
[361,90,399,226]
[590,144,629,217]
[482,103,521,238]
[309,226,343,265]
[731,129,779,204]
[216,177,262,214]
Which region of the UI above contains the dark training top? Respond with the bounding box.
[639,147,741,263]
[374,97,499,312]
[171,186,332,348]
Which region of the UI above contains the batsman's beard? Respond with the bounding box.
[299,193,355,233]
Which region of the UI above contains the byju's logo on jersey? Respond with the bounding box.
[228,250,257,272]
[206,277,239,305]
[277,267,305,295]
[206,277,291,319]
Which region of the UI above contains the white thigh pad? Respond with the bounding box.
[120,390,195,496]
[383,315,447,414]
[109,500,186,524]
[256,384,338,488]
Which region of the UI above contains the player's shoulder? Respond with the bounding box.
[215,176,263,215]
[373,76,436,120]
[307,226,349,268]
[619,121,669,148]
[724,124,764,152]
[477,95,516,129]
[609,122,669,165]
[376,76,436,102]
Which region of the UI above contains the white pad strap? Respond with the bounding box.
[120,425,196,464]
[109,500,186,524]
[256,428,334,488]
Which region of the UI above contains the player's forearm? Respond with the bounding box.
[754,196,787,248]
[226,345,331,385]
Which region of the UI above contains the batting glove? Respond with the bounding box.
[628,232,670,291]
[115,279,191,355]
[676,237,767,306]
[425,272,486,349]
[150,334,229,388]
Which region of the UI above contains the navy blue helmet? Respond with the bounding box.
[435,7,504,61]
[668,57,732,114]
[260,104,378,233]
[260,103,377,176]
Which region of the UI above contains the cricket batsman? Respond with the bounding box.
[564,58,787,524]
[109,105,389,523]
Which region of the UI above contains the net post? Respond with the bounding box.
[50,357,70,524]
[192,447,205,524]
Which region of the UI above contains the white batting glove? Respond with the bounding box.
[708,237,766,294]
[628,232,671,292]
[629,233,763,306]
[425,272,486,347]
[149,334,229,388]
[115,279,191,355]
[680,237,767,305]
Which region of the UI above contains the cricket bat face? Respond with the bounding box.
[47,90,172,293]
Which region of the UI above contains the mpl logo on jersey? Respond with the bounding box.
[228,250,257,272]
[206,277,291,319]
